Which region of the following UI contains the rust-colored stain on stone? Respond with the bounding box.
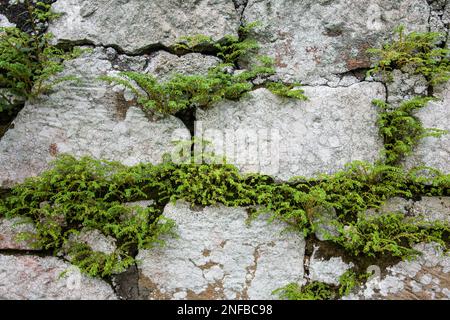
[202,249,211,257]
[49,143,58,156]
[306,46,322,65]
[343,42,372,71]
[185,280,226,300]
[275,30,296,68]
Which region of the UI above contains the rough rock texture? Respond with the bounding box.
[64,229,117,256]
[196,84,385,180]
[344,243,450,300]
[411,197,450,224]
[367,196,450,223]
[48,0,240,53]
[243,0,430,85]
[136,201,305,300]
[307,246,354,286]
[311,206,340,241]
[0,48,190,187]
[404,83,450,174]
[0,254,118,299]
[386,69,428,106]
[144,52,221,81]
[0,13,15,27]
[0,217,39,250]
[428,0,450,35]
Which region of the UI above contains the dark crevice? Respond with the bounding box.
[304,235,402,280]
[111,263,141,300]
[0,103,22,139]
[56,39,222,60]
[340,67,370,82]
[174,108,196,138]
[380,80,389,104]
[0,0,56,33]
[174,107,197,156]
[0,248,53,257]
[233,0,249,18]
[0,188,11,200]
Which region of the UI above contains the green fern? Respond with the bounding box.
[273,282,334,300]
[0,1,79,114]
[367,25,450,84]
[102,23,306,115]
[1,154,449,279]
[374,98,447,165]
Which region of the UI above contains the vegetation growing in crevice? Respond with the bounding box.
[268,27,450,300]
[0,21,448,300]
[101,23,306,116]
[374,97,447,165]
[367,25,450,85]
[0,0,79,114]
[173,21,260,65]
[368,26,449,167]
[0,155,176,277]
[273,270,369,300]
[1,154,448,278]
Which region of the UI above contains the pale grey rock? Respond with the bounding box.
[0,48,190,187]
[195,83,385,180]
[366,197,414,216]
[410,197,450,224]
[124,200,154,209]
[136,201,305,300]
[0,14,15,28]
[404,83,450,174]
[233,0,248,15]
[144,52,221,81]
[0,217,39,250]
[48,0,240,53]
[243,0,430,84]
[311,206,340,241]
[380,197,414,215]
[386,69,428,106]
[428,0,450,35]
[65,229,117,255]
[0,254,117,300]
[122,200,155,223]
[308,245,354,286]
[111,52,148,72]
[343,243,450,300]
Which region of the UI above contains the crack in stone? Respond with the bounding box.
[239,244,262,299]
[233,0,249,22]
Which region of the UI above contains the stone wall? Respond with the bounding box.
[0,0,448,300]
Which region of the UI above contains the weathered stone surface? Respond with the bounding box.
[386,69,428,106]
[144,52,221,81]
[404,83,450,174]
[0,217,39,250]
[366,197,414,216]
[366,196,450,224]
[0,13,15,27]
[243,0,430,84]
[343,243,450,300]
[411,197,450,224]
[48,0,240,53]
[311,206,340,241]
[136,201,305,300]
[307,246,354,286]
[196,83,385,180]
[428,0,450,35]
[0,254,118,299]
[0,48,190,187]
[65,228,117,256]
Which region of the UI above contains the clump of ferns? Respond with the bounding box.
[100,22,306,116]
